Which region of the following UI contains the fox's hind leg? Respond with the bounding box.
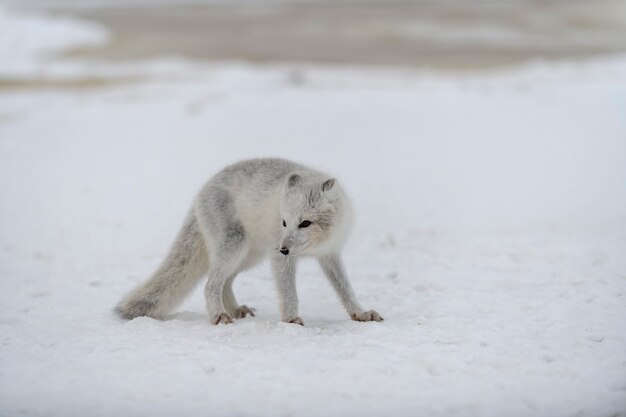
[196,187,249,325]
[223,275,255,319]
[203,231,248,324]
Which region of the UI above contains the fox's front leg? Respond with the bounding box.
[318,254,383,322]
[271,254,303,325]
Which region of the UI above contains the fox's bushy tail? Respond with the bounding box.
[115,211,208,320]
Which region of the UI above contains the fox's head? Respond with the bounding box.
[278,173,348,256]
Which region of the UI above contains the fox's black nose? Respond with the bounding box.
[279,247,289,255]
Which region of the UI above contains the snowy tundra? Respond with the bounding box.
[1,8,626,417]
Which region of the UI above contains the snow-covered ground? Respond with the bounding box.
[0,7,109,78]
[1,8,626,417]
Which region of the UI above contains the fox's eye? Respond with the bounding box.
[282,220,286,227]
[298,220,311,228]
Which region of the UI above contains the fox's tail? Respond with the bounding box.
[115,210,209,320]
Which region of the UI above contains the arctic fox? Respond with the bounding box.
[115,158,382,325]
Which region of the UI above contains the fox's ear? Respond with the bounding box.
[287,174,301,187]
[321,178,336,192]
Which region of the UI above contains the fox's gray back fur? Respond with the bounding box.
[115,158,382,325]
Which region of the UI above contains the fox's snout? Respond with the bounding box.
[279,234,295,255]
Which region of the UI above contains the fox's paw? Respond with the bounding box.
[234,305,256,319]
[351,310,384,322]
[213,312,234,325]
[286,317,304,326]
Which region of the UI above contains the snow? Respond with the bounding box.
[1,8,626,417]
[0,7,109,78]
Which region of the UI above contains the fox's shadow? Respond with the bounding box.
[164,311,207,321]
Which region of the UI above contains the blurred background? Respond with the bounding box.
[1,1,625,416]
[5,0,626,69]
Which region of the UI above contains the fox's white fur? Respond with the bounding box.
[115,158,382,325]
